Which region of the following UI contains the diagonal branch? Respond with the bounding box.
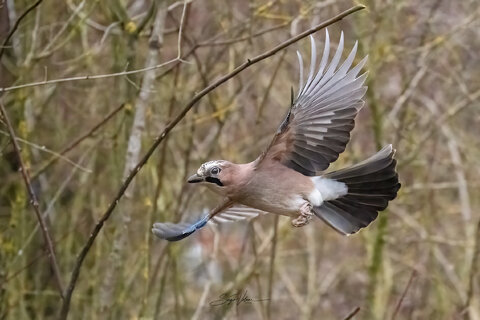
[343,307,361,320]
[0,101,64,299]
[31,103,125,179]
[59,5,366,319]
[0,0,44,59]
[391,270,417,320]
[99,1,170,313]
[0,129,91,173]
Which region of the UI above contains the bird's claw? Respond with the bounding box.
[291,203,313,227]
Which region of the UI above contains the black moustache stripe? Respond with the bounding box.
[205,177,223,187]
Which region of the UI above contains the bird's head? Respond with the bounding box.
[187,160,232,191]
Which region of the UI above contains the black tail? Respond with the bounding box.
[313,145,400,235]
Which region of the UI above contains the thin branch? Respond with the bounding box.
[388,50,429,126]
[0,0,44,59]
[4,231,72,283]
[168,0,194,11]
[0,129,91,173]
[191,228,220,320]
[0,101,64,299]
[0,57,180,93]
[177,0,188,58]
[37,0,86,57]
[58,5,366,318]
[343,307,361,320]
[197,22,290,47]
[391,270,417,320]
[11,145,96,270]
[419,94,472,222]
[277,263,304,309]
[267,216,279,319]
[31,103,125,179]
[303,223,317,320]
[99,2,169,312]
[464,218,480,318]
[256,51,286,122]
[0,0,194,94]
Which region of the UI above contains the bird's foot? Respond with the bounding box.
[291,203,313,227]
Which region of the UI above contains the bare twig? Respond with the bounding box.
[0,58,179,93]
[392,206,468,303]
[267,216,279,319]
[197,22,290,47]
[31,103,125,179]
[58,5,366,318]
[176,0,188,59]
[11,144,96,269]
[0,129,91,173]
[419,93,474,282]
[0,1,194,94]
[0,0,44,59]
[400,89,480,169]
[37,0,86,58]
[0,101,64,298]
[391,270,417,320]
[3,231,73,283]
[388,57,429,125]
[99,2,170,313]
[343,307,361,320]
[256,51,286,123]
[464,218,480,319]
[277,264,304,309]
[191,228,220,320]
[302,224,318,320]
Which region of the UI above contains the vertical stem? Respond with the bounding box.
[366,79,387,319]
[0,102,64,298]
[99,1,169,315]
[266,216,279,319]
[464,219,480,319]
[154,255,170,319]
[302,225,317,320]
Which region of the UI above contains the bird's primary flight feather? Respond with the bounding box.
[257,31,368,175]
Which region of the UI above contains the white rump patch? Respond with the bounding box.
[311,176,348,201]
[308,189,323,207]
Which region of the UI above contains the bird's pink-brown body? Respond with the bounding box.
[210,161,319,217]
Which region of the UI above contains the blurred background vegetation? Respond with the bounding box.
[1,0,479,319]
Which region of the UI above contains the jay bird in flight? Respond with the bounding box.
[152,30,401,242]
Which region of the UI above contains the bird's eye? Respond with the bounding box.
[210,166,220,175]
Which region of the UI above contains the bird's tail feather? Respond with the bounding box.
[313,145,400,235]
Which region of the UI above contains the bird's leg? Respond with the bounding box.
[291,202,313,227]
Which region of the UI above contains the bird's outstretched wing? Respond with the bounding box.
[152,200,265,241]
[256,30,368,176]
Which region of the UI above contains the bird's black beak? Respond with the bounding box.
[187,173,204,183]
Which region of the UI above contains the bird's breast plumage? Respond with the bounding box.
[229,162,317,216]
